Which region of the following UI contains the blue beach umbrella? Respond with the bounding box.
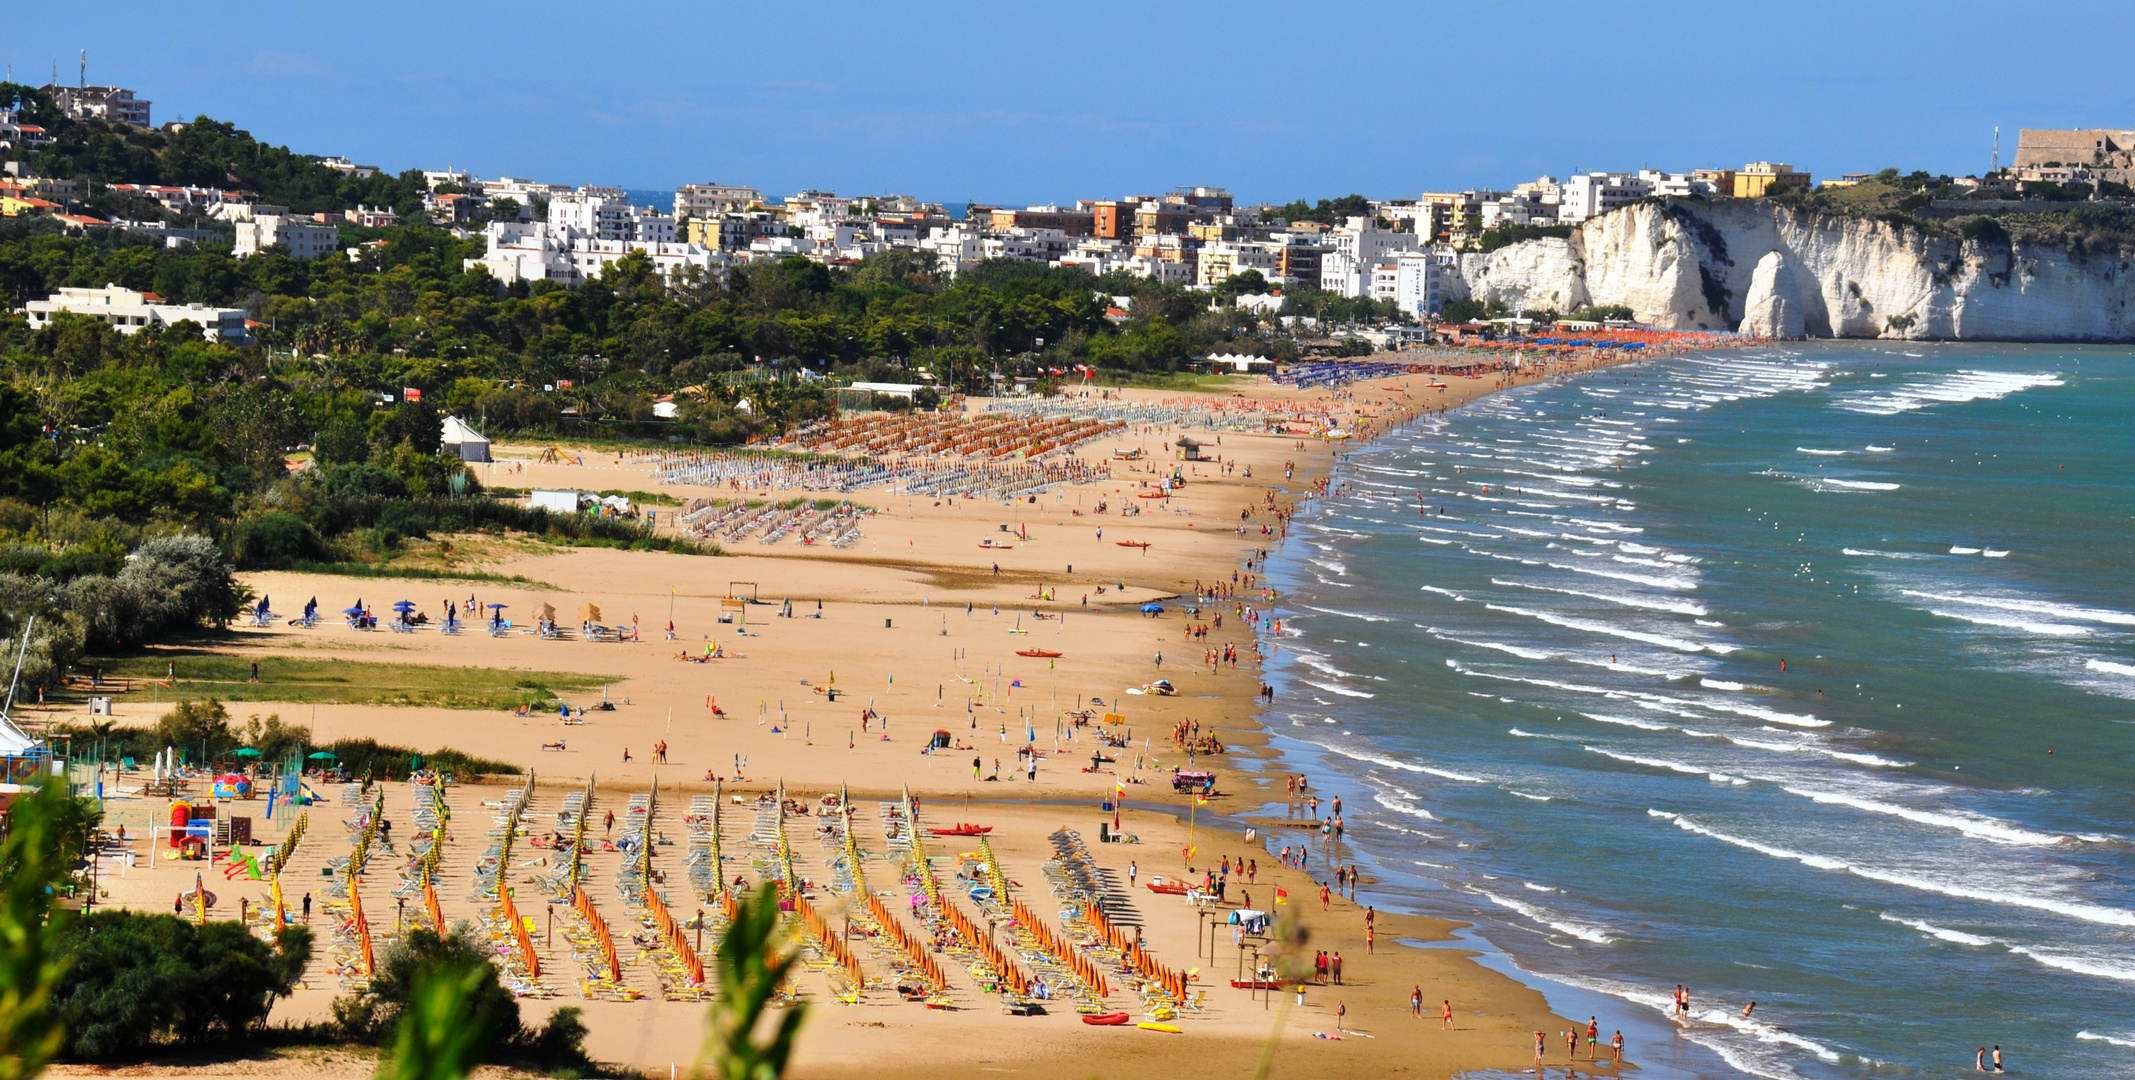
[1140,603,1165,613]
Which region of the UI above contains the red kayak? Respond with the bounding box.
[1083,1012,1132,1026]
[1116,541,1150,548]
[927,824,993,836]
[1017,649,1062,658]
[1231,979,1284,990]
[1146,881,1189,896]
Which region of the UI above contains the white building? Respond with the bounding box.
[675,183,762,219]
[921,226,986,277]
[1123,253,1193,284]
[467,221,725,287]
[1637,170,1721,197]
[550,190,674,243]
[547,191,635,240]
[1480,178,1563,229]
[234,215,342,260]
[986,227,1073,263]
[1390,251,1445,318]
[42,84,150,126]
[1558,173,1653,223]
[480,176,573,208]
[318,156,380,179]
[24,285,249,343]
[1321,217,1418,295]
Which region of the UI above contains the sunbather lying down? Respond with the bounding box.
[541,739,567,751]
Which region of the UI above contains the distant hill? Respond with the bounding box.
[1,82,426,219]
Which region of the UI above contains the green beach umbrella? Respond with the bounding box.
[307,751,337,760]
[234,748,263,758]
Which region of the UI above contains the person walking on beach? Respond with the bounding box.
[1588,1017,1600,1060]
[1335,1000,1346,1033]
[1411,986,1422,1017]
[1320,883,1331,911]
[1331,951,1342,985]
[973,756,981,779]
[302,892,312,923]
[1612,1031,1624,1062]
[604,809,615,837]
[1443,1000,1454,1030]
[1567,1027,1578,1060]
[1535,1031,1546,1071]
[1129,860,1137,889]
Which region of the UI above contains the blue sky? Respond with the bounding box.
[12,0,2135,205]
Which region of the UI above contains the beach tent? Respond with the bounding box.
[440,415,491,462]
[579,603,603,624]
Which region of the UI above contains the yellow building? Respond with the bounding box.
[1,194,62,217]
[1734,162,1812,198]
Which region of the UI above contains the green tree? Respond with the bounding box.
[0,779,85,1080]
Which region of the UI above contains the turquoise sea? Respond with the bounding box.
[1262,343,2134,1079]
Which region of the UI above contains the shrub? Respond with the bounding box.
[229,512,327,569]
[334,925,518,1048]
[325,462,409,498]
[53,912,311,1057]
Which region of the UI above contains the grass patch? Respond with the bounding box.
[270,561,555,587]
[65,651,614,711]
[1087,372,1251,393]
[322,738,522,779]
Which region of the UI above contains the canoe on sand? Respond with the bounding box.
[1082,1012,1131,1026]
[1138,1022,1183,1033]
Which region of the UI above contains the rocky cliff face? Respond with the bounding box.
[1448,199,2135,341]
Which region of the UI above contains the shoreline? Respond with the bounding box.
[55,354,1665,1079]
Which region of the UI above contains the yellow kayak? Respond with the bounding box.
[1138,1022,1182,1034]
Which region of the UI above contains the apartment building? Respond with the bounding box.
[1134,198,1202,236]
[41,84,150,126]
[25,285,247,342]
[989,205,1095,236]
[1318,217,1418,295]
[551,191,673,242]
[1389,251,1445,318]
[481,176,574,208]
[921,225,987,277]
[686,211,788,251]
[1089,200,1136,239]
[1195,241,1281,287]
[466,221,723,286]
[674,183,763,219]
[233,215,341,260]
[985,227,1074,262]
[1558,173,1652,222]
[1732,162,1813,197]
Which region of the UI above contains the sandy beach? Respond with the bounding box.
[55,355,1653,1079]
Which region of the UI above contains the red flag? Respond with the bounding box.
[402,387,422,401]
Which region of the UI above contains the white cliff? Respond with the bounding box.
[1449,199,2135,341]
